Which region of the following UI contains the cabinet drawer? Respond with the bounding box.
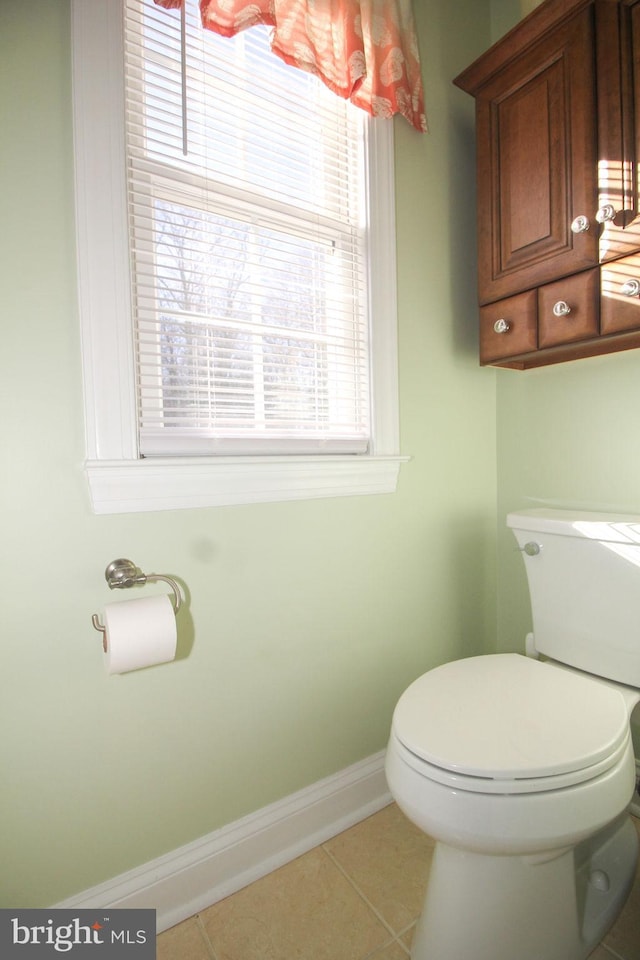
[601,256,640,334]
[479,290,537,362]
[538,270,599,347]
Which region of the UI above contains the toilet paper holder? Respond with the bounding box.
[91,559,183,638]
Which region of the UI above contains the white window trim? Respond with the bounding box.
[72,0,408,514]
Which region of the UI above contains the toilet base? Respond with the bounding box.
[411,815,638,960]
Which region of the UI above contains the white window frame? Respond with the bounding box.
[72,0,408,514]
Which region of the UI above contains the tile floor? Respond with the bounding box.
[157,803,640,960]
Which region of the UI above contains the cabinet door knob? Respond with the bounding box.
[552,300,571,317]
[493,318,510,334]
[621,279,640,297]
[595,204,617,223]
[570,215,590,234]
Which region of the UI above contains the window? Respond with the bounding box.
[72,0,407,513]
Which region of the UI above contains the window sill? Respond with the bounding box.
[85,455,410,514]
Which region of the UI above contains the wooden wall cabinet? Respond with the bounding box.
[455,0,640,368]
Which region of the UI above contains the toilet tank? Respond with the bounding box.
[507,508,640,687]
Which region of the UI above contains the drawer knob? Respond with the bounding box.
[493,318,510,334]
[621,279,640,297]
[552,300,571,317]
[595,204,617,224]
[570,215,590,234]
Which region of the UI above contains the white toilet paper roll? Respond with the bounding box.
[103,594,177,675]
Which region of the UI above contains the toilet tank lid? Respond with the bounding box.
[507,508,640,542]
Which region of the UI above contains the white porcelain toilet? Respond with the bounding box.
[385,509,640,960]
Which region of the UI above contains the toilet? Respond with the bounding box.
[385,509,640,960]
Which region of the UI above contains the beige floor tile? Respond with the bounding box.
[157,917,213,960]
[602,817,640,960]
[200,846,390,960]
[323,802,433,934]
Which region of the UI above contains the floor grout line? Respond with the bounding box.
[320,843,411,946]
[194,914,219,960]
[598,945,629,960]
[361,936,411,959]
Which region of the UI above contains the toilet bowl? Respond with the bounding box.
[388,654,636,853]
[386,510,640,960]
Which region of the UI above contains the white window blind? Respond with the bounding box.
[124,0,372,457]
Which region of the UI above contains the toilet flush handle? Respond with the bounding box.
[522,541,541,556]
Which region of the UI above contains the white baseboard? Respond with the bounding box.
[630,759,640,819]
[53,751,391,933]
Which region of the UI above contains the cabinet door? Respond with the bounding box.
[601,254,640,332]
[595,0,640,261]
[476,7,598,305]
[538,269,600,347]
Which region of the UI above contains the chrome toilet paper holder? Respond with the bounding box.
[91,559,183,639]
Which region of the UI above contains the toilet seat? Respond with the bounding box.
[391,654,630,795]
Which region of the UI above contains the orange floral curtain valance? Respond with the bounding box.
[154,0,427,132]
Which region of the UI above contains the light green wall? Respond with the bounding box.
[496,351,640,646]
[0,0,496,907]
[490,0,543,39]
